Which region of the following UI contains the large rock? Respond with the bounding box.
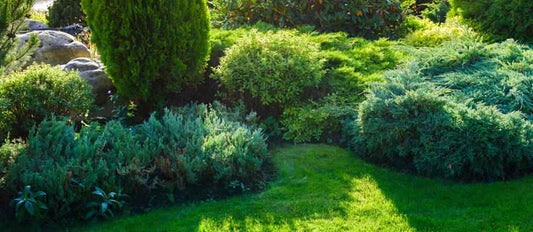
[25,19,48,30]
[62,58,114,105]
[17,30,91,66]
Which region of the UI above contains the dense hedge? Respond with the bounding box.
[0,65,93,141]
[347,39,533,181]
[450,0,533,43]
[211,0,405,39]
[82,0,210,111]
[8,103,267,222]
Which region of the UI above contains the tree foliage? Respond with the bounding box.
[47,0,86,27]
[82,0,210,111]
[0,0,38,74]
[450,0,533,43]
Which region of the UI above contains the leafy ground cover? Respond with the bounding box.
[70,145,533,232]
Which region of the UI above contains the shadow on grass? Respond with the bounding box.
[76,145,364,231]
[368,159,533,231]
[69,145,533,231]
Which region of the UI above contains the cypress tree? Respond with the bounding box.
[81,0,210,112]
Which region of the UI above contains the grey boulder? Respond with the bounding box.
[25,19,48,30]
[62,58,113,105]
[18,30,91,66]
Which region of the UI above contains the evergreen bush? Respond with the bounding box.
[81,0,210,111]
[0,139,22,188]
[214,30,324,112]
[402,17,477,47]
[213,27,407,143]
[0,65,93,141]
[0,0,39,74]
[450,0,533,43]
[8,103,267,222]
[349,69,532,180]
[347,39,533,181]
[47,0,85,27]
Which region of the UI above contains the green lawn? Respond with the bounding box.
[75,145,532,232]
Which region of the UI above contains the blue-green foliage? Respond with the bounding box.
[348,39,533,181]
[8,103,267,222]
[416,39,533,117]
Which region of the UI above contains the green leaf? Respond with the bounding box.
[101,202,108,215]
[24,201,35,215]
[85,210,96,220]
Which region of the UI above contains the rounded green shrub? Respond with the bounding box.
[81,0,210,110]
[215,30,324,110]
[450,0,533,43]
[9,103,267,222]
[46,0,85,27]
[0,65,93,140]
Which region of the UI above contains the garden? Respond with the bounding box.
[0,0,531,231]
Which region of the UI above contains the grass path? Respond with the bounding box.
[77,145,532,231]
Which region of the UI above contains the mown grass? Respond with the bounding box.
[74,145,533,232]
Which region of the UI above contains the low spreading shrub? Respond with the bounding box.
[281,98,358,144]
[450,0,532,43]
[402,17,477,47]
[210,0,405,39]
[279,35,405,143]
[46,0,85,27]
[0,65,93,141]
[414,40,533,117]
[347,39,533,181]
[8,103,267,222]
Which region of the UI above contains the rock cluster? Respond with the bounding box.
[17,25,113,107]
[62,58,113,105]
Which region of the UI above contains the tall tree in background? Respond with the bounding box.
[0,0,39,75]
